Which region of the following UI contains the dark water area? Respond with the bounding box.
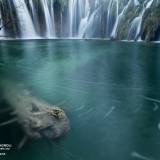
[0,40,160,160]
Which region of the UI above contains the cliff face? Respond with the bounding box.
[0,0,160,41]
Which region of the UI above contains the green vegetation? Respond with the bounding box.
[142,5,160,41]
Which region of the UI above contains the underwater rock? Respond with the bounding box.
[0,80,70,148]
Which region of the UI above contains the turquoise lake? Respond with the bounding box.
[0,40,160,160]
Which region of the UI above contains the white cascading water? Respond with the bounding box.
[69,0,74,37]
[0,11,4,38]
[41,0,55,38]
[111,0,132,38]
[128,0,154,40]
[78,0,90,38]
[110,0,119,38]
[106,0,114,37]
[29,0,36,21]
[68,0,79,38]
[49,0,55,36]
[110,0,140,39]
[67,0,156,39]
[28,0,39,34]
[0,0,159,40]
[82,7,100,38]
[68,0,101,38]
[12,0,37,38]
[134,0,140,5]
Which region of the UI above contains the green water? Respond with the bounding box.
[0,40,160,160]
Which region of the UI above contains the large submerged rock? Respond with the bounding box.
[0,79,70,148]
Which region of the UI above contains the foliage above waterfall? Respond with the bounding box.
[0,0,160,41]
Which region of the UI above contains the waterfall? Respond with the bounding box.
[106,0,114,37]
[111,0,132,38]
[81,7,100,38]
[0,0,159,41]
[128,17,141,40]
[134,0,139,5]
[49,0,55,36]
[69,0,78,37]
[78,0,90,38]
[12,0,37,38]
[69,0,74,37]
[41,0,55,38]
[28,0,39,34]
[128,0,154,40]
[68,0,101,38]
[110,0,119,38]
[0,10,4,38]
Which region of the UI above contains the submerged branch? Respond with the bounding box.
[0,118,18,127]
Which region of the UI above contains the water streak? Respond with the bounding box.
[131,152,154,160]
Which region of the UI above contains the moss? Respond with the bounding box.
[142,5,160,41]
[115,3,141,40]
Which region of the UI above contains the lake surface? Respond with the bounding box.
[0,40,160,160]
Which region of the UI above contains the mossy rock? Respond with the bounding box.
[142,5,160,41]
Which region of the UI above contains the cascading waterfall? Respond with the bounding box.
[128,0,154,40]
[12,0,37,38]
[41,0,55,38]
[134,0,140,5]
[68,0,98,38]
[81,6,101,38]
[110,0,119,38]
[28,0,40,34]
[111,0,131,38]
[49,0,55,36]
[0,11,4,37]
[106,0,114,37]
[78,0,90,37]
[68,0,102,38]
[68,0,74,37]
[0,0,159,41]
